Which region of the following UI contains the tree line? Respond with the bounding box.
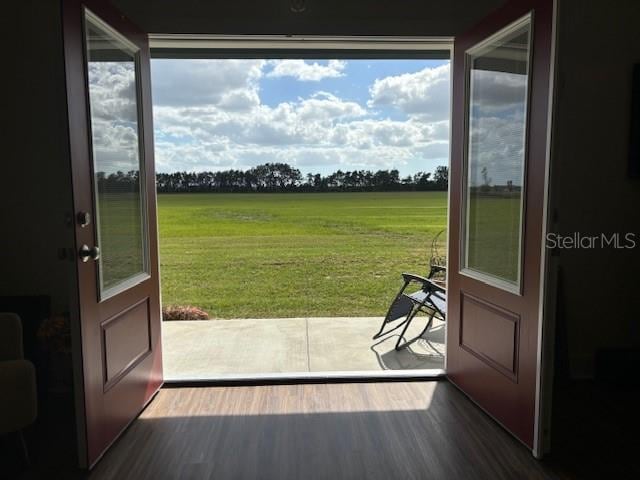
[97,163,449,193]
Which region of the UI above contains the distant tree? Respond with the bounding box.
[413,172,430,187]
[154,163,450,193]
[433,166,449,190]
[480,166,492,193]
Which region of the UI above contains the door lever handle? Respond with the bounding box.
[79,244,100,262]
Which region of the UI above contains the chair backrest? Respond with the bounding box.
[428,229,447,287]
[0,313,24,361]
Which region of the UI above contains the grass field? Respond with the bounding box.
[157,192,448,318]
[466,193,523,283]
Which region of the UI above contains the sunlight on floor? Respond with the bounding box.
[141,382,438,418]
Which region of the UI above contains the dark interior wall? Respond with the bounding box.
[0,1,81,474]
[112,0,505,37]
[0,2,76,316]
[549,0,640,379]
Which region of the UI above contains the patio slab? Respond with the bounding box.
[162,316,445,380]
[308,317,445,372]
[162,318,309,378]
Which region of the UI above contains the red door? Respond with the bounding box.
[63,0,163,468]
[446,0,554,451]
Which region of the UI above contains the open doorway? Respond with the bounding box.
[148,42,452,380]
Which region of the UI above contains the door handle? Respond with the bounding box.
[79,244,100,262]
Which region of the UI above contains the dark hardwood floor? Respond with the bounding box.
[87,381,557,480]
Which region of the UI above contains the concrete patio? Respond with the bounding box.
[162,316,445,380]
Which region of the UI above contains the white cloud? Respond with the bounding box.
[87,62,138,122]
[149,59,451,174]
[296,92,366,121]
[469,114,526,186]
[154,140,231,173]
[153,91,367,148]
[266,60,347,81]
[470,70,527,116]
[151,59,265,109]
[153,99,446,173]
[87,61,140,173]
[368,63,450,121]
[466,70,528,186]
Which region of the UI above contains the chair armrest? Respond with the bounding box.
[0,360,37,433]
[430,265,447,273]
[401,273,446,294]
[0,313,23,361]
[401,272,430,284]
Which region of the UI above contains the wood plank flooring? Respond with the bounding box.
[88,381,557,480]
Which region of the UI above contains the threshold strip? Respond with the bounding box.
[163,369,446,387]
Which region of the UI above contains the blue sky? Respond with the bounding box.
[149,59,451,176]
[260,60,444,112]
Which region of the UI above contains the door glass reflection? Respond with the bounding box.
[85,12,148,298]
[463,18,531,288]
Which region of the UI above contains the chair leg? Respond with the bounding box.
[396,308,439,351]
[416,312,436,340]
[372,312,393,339]
[395,306,420,350]
[373,316,410,340]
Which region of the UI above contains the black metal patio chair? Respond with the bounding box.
[373,230,447,350]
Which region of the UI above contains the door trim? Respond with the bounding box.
[532,0,558,459]
[148,34,453,52]
[149,37,455,383]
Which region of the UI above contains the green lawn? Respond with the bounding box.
[466,193,523,283]
[96,191,145,292]
[157,192,448,318]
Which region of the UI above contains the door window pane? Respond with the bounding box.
[85,11,148,298]
[463,17,531,289]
